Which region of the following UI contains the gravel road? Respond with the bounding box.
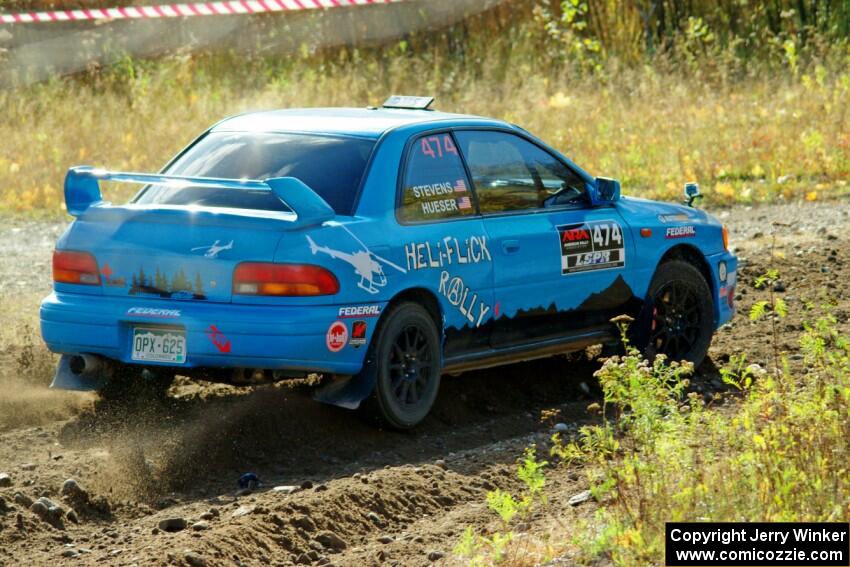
[1,200,849,567]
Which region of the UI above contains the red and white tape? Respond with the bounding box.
[0,0,402,24]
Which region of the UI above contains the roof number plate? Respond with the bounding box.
[382,95,434,110]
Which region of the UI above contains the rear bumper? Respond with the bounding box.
[706,250,737,327]
[40,292,383,375]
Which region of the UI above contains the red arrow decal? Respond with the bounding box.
[207,324,232,353]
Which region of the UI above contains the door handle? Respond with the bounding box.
[501,239,520,254]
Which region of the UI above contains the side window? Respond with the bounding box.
[455,130,587,214]
[398,133,476,223]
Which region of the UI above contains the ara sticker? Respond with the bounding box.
[306,225,407,295]
[126,307,182,319]
[338,305,382,319]
[558,220,625,275]
[665,226,696,239]
[349,320,368,347]
[326,321,348,353]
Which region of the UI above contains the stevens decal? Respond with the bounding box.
[558,220,625,275]
[665,226,696,239]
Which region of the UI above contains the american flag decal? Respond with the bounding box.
[457,196,472,209]
[453,179,467,192]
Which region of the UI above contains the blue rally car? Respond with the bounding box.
[41,96,737,428]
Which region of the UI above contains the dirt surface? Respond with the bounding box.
[1,201,850,567]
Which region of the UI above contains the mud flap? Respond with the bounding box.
[312,361,377,410]
[50,354,106,392]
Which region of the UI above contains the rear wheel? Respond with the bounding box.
[361,302,441,429]
[634,260,714,366]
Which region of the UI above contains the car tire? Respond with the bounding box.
[633,260,715,366]
[360,302,441,430]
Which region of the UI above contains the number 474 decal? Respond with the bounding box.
[558,220,626,275]
[420,134,458,159]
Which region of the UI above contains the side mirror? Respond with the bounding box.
[593,177,621,205]
[684,182,702,207]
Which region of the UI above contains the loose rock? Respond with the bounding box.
[427,550,445,561]
[568,490,593,506]
[0,473,11,487]
[315,530,347,551]
[191,521,210,531]
[158,517,188,532]
[13,492,32,508]
[184,551,207,567]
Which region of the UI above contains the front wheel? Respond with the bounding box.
[633,260,715,366]
[361,302,441,430]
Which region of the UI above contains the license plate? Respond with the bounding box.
[131,327,186,364]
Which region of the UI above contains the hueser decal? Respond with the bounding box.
[326,321,348,353]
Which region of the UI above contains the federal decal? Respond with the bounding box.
[338,305,382,319]
[665,226,696,239]
[126,307,182,319]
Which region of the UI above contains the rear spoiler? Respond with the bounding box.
[64,166,335,228]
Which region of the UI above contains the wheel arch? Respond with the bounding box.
[657,243,717,324]
[384,287,444,332]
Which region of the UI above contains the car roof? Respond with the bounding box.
[211,107,509,138]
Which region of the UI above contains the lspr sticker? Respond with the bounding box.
[326,321,348,353]
[558,220,625,274]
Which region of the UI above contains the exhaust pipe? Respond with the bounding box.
[51,354,109,392]
[68,354,106,377]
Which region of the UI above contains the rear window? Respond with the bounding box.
[134,132,376,215]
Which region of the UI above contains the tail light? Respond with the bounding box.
[53,250,101,285]
[233,263,339,296]
[722,225,729,250]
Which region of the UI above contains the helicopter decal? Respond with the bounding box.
[191,239,234,258]
[306,226,407,294]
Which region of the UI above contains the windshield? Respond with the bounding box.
[134,132,376,215]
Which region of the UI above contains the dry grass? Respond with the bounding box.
[0,49,847,216]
